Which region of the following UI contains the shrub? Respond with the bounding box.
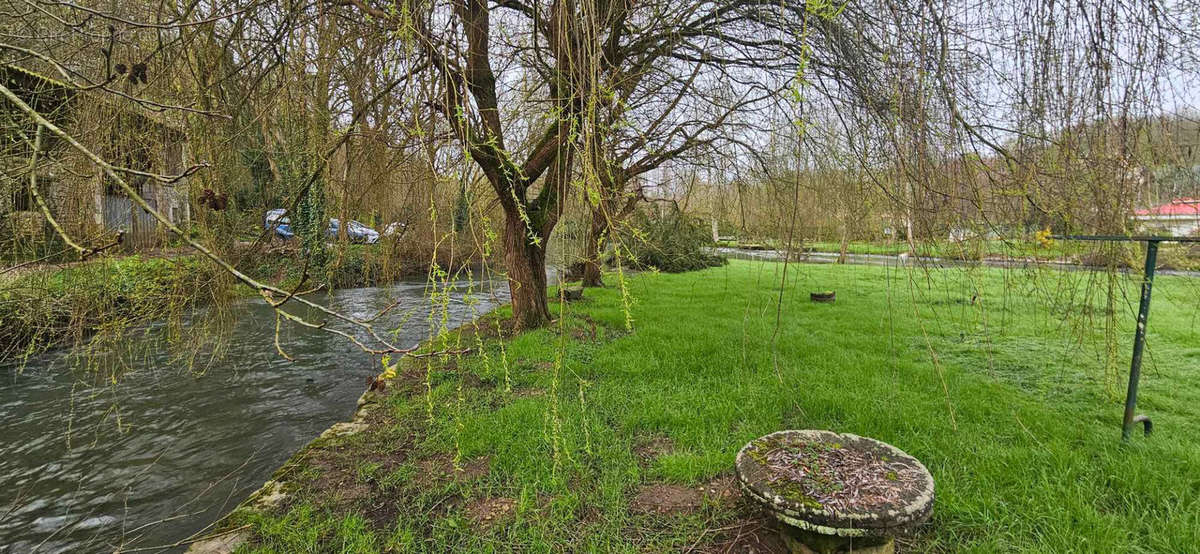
[619,208,726,273]
[1075,243,1138,269]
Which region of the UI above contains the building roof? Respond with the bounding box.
[1,63,75,119]
[2,63,185,137]
[1134,198,1200,217]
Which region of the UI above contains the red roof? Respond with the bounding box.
[1134,198,1200,216]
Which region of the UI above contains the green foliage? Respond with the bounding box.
[453,181,471,233]
[620,208,726,273]
[234,146,279,210]
[295,178,328,268]
[0,255,224,363]
[238,243,412,291]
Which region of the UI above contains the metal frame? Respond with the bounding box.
[1053,235,1200,440]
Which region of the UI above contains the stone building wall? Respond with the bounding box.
[0,173,13,215]
[2,69,191,249]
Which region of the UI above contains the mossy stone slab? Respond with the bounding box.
[735,430,934,539]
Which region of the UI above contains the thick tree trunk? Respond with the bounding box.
[582,208,605,287]
[503,212,551,330]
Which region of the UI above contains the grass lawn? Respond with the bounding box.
[233,259,1200,553]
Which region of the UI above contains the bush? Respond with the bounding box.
[1153,244,1200,271]
[1075,243,1138,269]
[619,208,726,273]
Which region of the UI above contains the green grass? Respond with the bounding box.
[234,259,1200,553]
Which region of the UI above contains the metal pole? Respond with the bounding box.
[1123,240,1158,440]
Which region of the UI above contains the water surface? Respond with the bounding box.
[0,279,508,553]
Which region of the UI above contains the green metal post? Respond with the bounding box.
[1122,240,1158,440]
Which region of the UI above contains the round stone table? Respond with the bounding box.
[735,430,934,554]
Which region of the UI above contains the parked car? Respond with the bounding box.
[264,210,380,244]
[264,209,295,239]
[331,218,381,244]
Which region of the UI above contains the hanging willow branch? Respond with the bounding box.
[0,81,459,358]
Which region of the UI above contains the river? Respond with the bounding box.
[0,278,509,553]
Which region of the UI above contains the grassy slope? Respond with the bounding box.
[237,259,1200,553]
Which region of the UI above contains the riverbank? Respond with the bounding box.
[203,259,1200,552]
[0,255,224,363]
[0,243,431,364]
[0,278,510,552]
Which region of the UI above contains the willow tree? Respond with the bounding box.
[342,0,891,311]
[343,0,582,329]
[555,1,886,286]
[6,0,1196,347]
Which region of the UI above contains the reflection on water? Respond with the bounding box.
[0,279,508,553]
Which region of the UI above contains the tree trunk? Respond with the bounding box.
[837,222,850,264]
[582,208,606,287]
[503,212,551,330]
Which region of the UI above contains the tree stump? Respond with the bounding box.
[561,286,584,302]
[810,291,836,303]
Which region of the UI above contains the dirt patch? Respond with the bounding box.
[696,517,788,554]
[466,497,517,530]
[460,456,491,480]
[631,484,704,515]
[700,475,740,504]
[570,319,600,341]
[310,457,352,492]
[578,504,605,526]
[629,475,739,518]
[337,483,372,505]
[633,435,675,466]
[417,453,491,484]
[512,387,546,398]
[292,412,418,519]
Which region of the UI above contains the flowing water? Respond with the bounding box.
[0,279,509,553]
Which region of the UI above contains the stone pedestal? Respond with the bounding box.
[735,430,935,554]
[781,526,894,554]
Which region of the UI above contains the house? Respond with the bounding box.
[1132,198,1200,236]
[1,63,190,250]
